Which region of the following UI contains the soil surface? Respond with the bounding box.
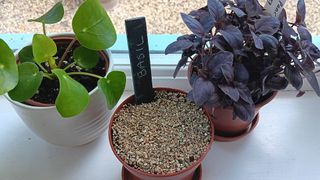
[29,39,107,104]
[112,91,211,175]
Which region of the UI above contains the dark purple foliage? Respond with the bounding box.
[180,13,205,37]
[219,25,243,52]
[245,0,262,17]
[192,77,216,106]
[165,0,320,121]
[165,40,193,55]
[250,30,263,50]
[296,0,306,26]
[298,26,312,41]
[255,16,280,35]
[208,0,225,22]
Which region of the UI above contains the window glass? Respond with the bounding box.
[0,0,319,35]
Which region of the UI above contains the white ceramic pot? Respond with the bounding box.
[5,33,113,146]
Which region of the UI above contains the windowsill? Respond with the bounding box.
[1,33,320,179]
[1,91,320,180]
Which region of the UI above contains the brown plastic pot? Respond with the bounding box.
[187,63,278,142]
[211,91,277,141]
[108,87,214,180]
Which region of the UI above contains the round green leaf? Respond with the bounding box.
[32,34,57,64]
[0,38,18,95]
[72,0,117,50]
[52,69,89,118]
[28,1,64,24]
[18,46,34,63]
[98,71,126,109]
[8,62,43,102]
[73,46,99,69]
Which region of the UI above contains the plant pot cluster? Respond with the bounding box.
[1,0,320,179]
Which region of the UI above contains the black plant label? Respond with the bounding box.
[125,17,154,104]
[264,0,286,17]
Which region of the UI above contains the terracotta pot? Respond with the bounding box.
[5,33,113,146]
[187,63,278,141]
[108,87,214,180]
[211,91,277,141]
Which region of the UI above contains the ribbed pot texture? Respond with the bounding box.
[5,34,112,146]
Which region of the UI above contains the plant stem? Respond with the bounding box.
[42,23,47,36]
[43,73,54,80]
[63,62,76,71]
[58,38,77,67]
[48,57,58,69]
[68,72,103,79]
[38,63,48,73]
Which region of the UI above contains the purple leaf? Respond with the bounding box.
[177,34,196,41]
[180,13,205,37]
[282,18,298,40]
[189,73,198,86]
[302,56,315,71]
[305,71,320,96]
[301,40,320,60]
[284,65,303,90]
[296,0,306,25]
[204,91,221,109]
[234,100,255,121]
[165,40,193,55]
[298,26,312,42]
[207,51,234,79]
[234,63,249,83]
[278,9,287,21]
[296,91,305,97]
[250,30,263,50]
[208,0,226,22]
[265,76,288,91]
[230,7,246,17]
[259,34,279,57]
[211,35,229,51]
[288,52,320,96]
[192,77,216,106]
[221,64,234,83]
[219,25,243,51]
[245,0,263,17]
[199,12,216,32]
[238,86,254,104]
[189,8,215,32]
[255,16,280,35]
[218,84,240,101]
[173,56,188,78]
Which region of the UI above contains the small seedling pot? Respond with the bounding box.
[109,87,214,180]
[187,63,277,142]
[5,33,113,146]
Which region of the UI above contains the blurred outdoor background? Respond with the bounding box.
[0,0,319,35]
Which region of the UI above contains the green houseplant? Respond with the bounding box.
[166,0,320,141]
[0,0,126,146]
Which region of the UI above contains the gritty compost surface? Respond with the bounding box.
[30,39,107,104]
[112,91,211,175]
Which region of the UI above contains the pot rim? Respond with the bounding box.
[108,87,215,178]
[4,33,112,109]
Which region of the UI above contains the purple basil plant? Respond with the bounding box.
[165,0,320,121]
